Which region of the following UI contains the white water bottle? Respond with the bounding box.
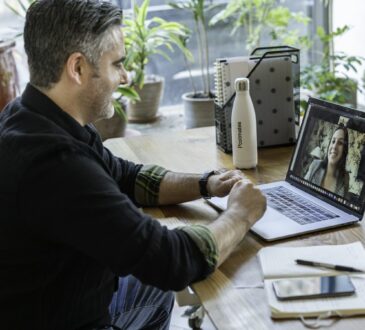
[231,78,257,169]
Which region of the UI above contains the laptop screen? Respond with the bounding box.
[287,98,365,216]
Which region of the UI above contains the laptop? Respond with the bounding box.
[208,98,365,241]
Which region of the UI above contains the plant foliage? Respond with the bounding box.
[169,0,213,97]
[124,0,192,89]
[209,0,310,51]
[112,85,140,121]
[301,25,363,108]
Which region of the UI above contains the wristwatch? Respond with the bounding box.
[199,170,216,199]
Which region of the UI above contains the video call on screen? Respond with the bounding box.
[289,104,365,214]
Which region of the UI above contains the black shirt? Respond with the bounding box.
[0,84,211,330]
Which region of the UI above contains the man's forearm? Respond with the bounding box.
[158,172,201,205]
[207,208,250,266]
[158,169,244,205]
[158,176,265,270]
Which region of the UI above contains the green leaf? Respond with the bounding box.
[317,26,326,39]
[116,85,140,102]
[267,7,291,27]
[138,0,150,27]
[153,49,173,62]
[124,0,192,89]
[209,1,243,26]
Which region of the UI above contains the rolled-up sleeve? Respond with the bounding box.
[178,225,219,269]
[101,147,168,206]
[134,164,169,206]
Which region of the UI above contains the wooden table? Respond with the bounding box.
[104,126,365,330]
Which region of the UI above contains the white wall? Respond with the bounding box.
[333,0,365,107]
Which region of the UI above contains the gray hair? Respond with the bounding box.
[24,0,123,89]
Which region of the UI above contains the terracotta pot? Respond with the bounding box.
[0,40,19,111]
[182,92,215,129]
[127,76,164,123]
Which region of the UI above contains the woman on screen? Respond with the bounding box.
[305,125,349,197]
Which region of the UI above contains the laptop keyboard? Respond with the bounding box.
[262,186,339,225]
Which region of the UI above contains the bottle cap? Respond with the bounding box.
[235,78,249,91]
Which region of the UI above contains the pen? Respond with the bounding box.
[295,259,364,273]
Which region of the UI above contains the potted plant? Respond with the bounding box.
[209,0,310,52]
[301,25,363,109]
[169,0,216,129]
[123,0,192,123]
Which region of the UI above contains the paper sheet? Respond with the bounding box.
[258,242,365,279]
[156,217,186,230]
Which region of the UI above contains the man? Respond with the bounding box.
[0,1,266,329]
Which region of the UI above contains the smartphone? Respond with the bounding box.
[272,275,355,300]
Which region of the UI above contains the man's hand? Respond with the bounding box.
[227,181,266,226]
[207,169,246,197]
[207,180,266,266]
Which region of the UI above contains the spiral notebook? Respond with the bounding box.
[214,56,255,107]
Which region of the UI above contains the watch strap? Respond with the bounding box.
[199,170,216,199]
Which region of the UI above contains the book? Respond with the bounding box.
[258,242,365,318]
[214,56,254,107]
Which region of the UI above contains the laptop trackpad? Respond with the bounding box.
[252,207,299,240]
[209,195,303,241]
[209,196,297,232]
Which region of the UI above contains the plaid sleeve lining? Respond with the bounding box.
[179,225,219,269]
[134,164,169,206]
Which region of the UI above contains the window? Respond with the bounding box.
[0,0,330,105]
[117,0,328,106]
[333,0,365,107]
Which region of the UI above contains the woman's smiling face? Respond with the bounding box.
[327,129,345,166]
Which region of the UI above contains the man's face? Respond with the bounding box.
[81,28,127,122]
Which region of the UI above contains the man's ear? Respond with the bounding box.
[65,52,88,85]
